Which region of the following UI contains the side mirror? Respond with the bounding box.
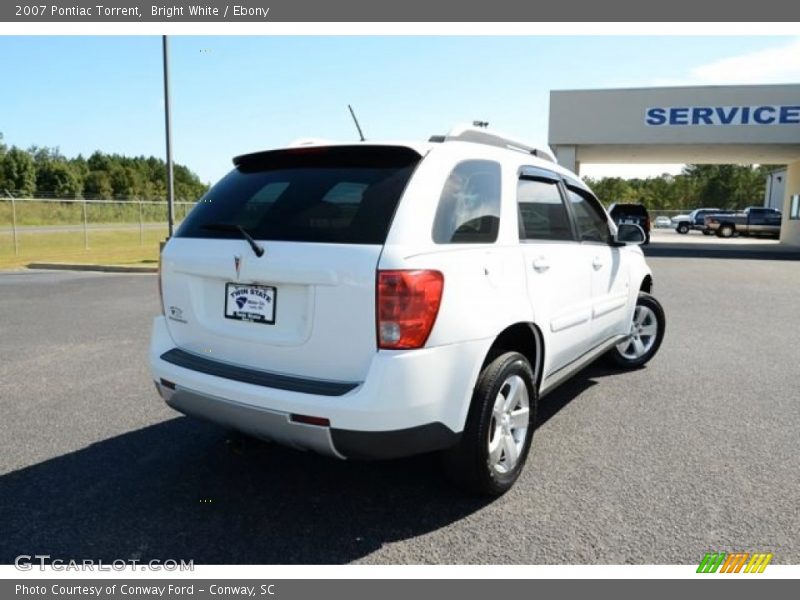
[613,223,646,246]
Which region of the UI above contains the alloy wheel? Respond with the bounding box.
[487,374,530,474]
[616,305,659,360]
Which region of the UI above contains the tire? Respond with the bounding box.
[718,224,735,238]
[442,352,537,496]
[676,223,690,234]
[606,292,665,369]
[701,229,713,236]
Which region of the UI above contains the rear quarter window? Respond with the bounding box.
[432,160,501,244]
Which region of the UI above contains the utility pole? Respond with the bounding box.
[162,35,175,238]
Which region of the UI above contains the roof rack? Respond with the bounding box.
[429,124,556,163]
[287,137,335,147]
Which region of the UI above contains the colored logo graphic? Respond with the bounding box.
[235,297,248,309]
[697,552,773,573]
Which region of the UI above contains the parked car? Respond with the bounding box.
[674,208,734,235]
[704,207,782,238]
[654,216,672,228]
[671,212,690,226]
[608,202,651,244]
[150,125,665,496]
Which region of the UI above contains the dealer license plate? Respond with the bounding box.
[224,283,276,325]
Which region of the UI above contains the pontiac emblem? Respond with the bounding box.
[234,255,242,280]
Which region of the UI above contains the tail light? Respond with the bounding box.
[377,270,444,350]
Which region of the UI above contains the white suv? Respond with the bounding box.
[150,126,665,495]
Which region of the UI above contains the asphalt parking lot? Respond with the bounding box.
[1,250,799,565]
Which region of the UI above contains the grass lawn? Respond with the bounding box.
[0,226,167,270]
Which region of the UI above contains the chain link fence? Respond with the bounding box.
[0,196,197,258]
[0,197,693,261]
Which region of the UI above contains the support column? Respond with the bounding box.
[551,145,578,174]
[780,160,800,246]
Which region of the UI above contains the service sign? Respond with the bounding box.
[645,105,800,126]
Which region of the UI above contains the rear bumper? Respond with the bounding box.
[157,382,346,458]
[150,316,483,460]
[155,381,459,459]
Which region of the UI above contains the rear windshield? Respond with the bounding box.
[176,145,421,244]
[610,204,648,218]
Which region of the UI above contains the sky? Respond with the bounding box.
[1,35,799,185]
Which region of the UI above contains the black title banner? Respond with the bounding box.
[3,0,800,22]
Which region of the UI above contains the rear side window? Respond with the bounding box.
[176,146,421,245]
[432,160,501,244]
[517,178,573,241]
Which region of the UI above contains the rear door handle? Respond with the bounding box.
[592,257,604,270]
[532,257,550,272]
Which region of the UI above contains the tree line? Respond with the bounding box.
[584,164,781,211]
[0,133,209,202]
[0,132,781,210]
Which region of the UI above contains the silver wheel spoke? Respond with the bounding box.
[640,322,658,337]
[503,376,523,412]
[488,432,503,464]
[493,407,503,422]
[493,394,505,420]
[634,307,646,326]
[510,407,529,429]
[503,432,519,467]
[632,336,646,357]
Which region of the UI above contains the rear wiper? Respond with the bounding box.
[201,223,265,257]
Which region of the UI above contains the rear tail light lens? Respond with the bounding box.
[377,270,444,350]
